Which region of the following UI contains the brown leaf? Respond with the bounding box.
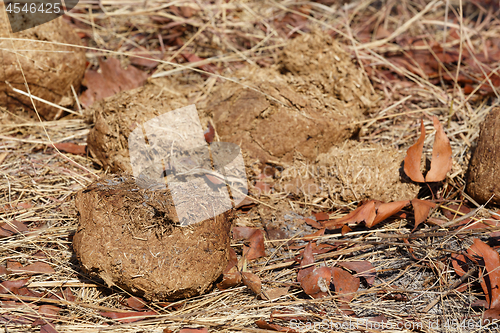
[404,119,426,182]
[217,271,242,290]
[256,319,297,332]
[425,116,452,182]
[331,267,360,302]
[232,227,266,260]
[205,174,225,186]
[337,261,376,286]
[127,296,147,310]
[100,310,157,323]
[297,242,314,283]
[0,279,28,293]
[483,308,500,325]
[52,143,86,156]
[224,247,238,274]
[313,212,329,222]
[241,271,262,295]
[369,200,409,228]
[9,262,55,275]
[265,287,289,300]
[341,225,352,236]
[300,266,331,298]
[62,288,76,302]
[467,239,500,309]
[255,181,273,195]
[0,220,28,237]
[411,199,436,231]
[324,200,376,230]
[80,58,148,108]
[304,218,323,229]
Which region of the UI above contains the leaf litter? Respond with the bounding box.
[2,0,500,332]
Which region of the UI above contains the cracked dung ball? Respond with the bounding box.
[73,174,233,301]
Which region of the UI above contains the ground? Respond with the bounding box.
[1,0,500,332]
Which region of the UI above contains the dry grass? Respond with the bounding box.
[1,0,500,332]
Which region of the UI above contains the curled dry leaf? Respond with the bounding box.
[369,200,410,228]
[313,212,329,222]
[232,227,266,260]
[404,119,426,182]
[217,271,242,290]
[331,267,360,302]
[425,116,453,182]
[224,247,238,274]
[297,242,314,283]
[33,305,60,325]
[241,271,262,295]
[300,266,331,299]
[411,199,436,231]
[338,261,376,286]
[325,200,408,229]
[324,200,376,229]
[100,310,157,323]
[467,239,500,309]
[304,218,323,229]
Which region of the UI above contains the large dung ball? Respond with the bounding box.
[73,174,232,301]
[467,107,500,205]
[0,16,86,120]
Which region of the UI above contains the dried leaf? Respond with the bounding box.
[337,261,376,286]
[0,220,28,237]
[313,212,329,222]
[80,58,148,108]
[256,319,297,332]
[129,51,160,69]
[331,267,360,302]
[297,242,314,283]
[52,143,86,155]
[232,227,266,260]
[0,279,28,293]
[217,271,242,290]
[224,247,238,274]
[324,200,376,230]
[127,296,147,310]
[16,262,55,275]
[255,181,273,195]
[341,225,352,236]
[304,218,323,229]
[467,239,500,309]
[300,266,331,298]
[265,287,289,300]
[404,119,426,182]
[425,116,452,182]
[411,199,436,231]
[369,200,409,228]
[241,271,262,295]
[100,310,157,323]
[483,308,500,324]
